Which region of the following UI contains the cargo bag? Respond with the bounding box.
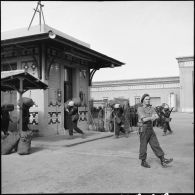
[18,97,34,107]
[1,132,20,155]
[17,131,33,155]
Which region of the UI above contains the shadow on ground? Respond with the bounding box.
[30,146,44,154]
[33,131,103,142]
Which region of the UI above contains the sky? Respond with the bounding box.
[1,1,194,81]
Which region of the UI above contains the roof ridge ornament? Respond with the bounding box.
[28,1,45,32]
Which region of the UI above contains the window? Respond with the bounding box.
[135,96,140,104]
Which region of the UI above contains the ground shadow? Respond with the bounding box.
[33,131,103,142]
[30,146,44,154]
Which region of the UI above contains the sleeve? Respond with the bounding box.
[137,107,146,121]
[151,107,157,115]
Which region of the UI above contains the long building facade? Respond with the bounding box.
[90,56,194,113]
[91,76,180,111]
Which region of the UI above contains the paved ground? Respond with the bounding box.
[1,112,194,193]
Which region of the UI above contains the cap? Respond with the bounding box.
[141,93,150,103]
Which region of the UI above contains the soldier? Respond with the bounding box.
[137,93,173,168]
[66,101,86,138]
[123,101,132,134]
[1,110,13,136]
[97,106,105,132]
[161,103,173,136]
[110,104,128,138]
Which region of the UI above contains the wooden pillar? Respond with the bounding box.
[19,78,23,132]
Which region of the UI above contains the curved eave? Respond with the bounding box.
[1,33,125,69]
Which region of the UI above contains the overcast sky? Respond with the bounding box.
[1,1,194,81]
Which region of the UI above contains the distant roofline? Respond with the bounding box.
[176,56,194,62]
[92,76,180,86]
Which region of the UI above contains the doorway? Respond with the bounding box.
[64,67,72,129]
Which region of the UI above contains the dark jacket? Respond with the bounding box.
[68,106,79,122]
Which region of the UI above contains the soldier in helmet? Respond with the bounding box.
[137,93,173,168]
[161,103,173,136]
[66,101,86,138]
[110,103,128,138]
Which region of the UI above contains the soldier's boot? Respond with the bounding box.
[160,156,173,168]
[141,160,151,168]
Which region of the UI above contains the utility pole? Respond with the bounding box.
[28,1,45,31]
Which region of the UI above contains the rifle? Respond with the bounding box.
[167,107,174,117]
[160,107,174,123]
[154,107,162,118]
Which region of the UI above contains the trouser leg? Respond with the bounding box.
[115,123,120,136]
[4,121,9,134]
[167,122,172,132]
[163,122,168,133]
[139,130,149,160]
[68,121,74,136]
[149,130,164,158]
[23,116,30,131]
[73,122,84,134]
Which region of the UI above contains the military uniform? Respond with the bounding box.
[67,105,84,136]
[137,94,173,168]
[137,104,164,161]
[161,108,173,135]
[110,106,126,138]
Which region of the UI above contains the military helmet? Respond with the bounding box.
[114,104,120,109]
[68,101,74,106]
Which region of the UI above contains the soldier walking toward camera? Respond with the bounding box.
[161,103,173,136]
[66,101,86,138]
[110,104,128,138]
[137,93,173,168]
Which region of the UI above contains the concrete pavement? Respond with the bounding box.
[31,128,137,148]
[1,112,194,193]
[31,131,114,148]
